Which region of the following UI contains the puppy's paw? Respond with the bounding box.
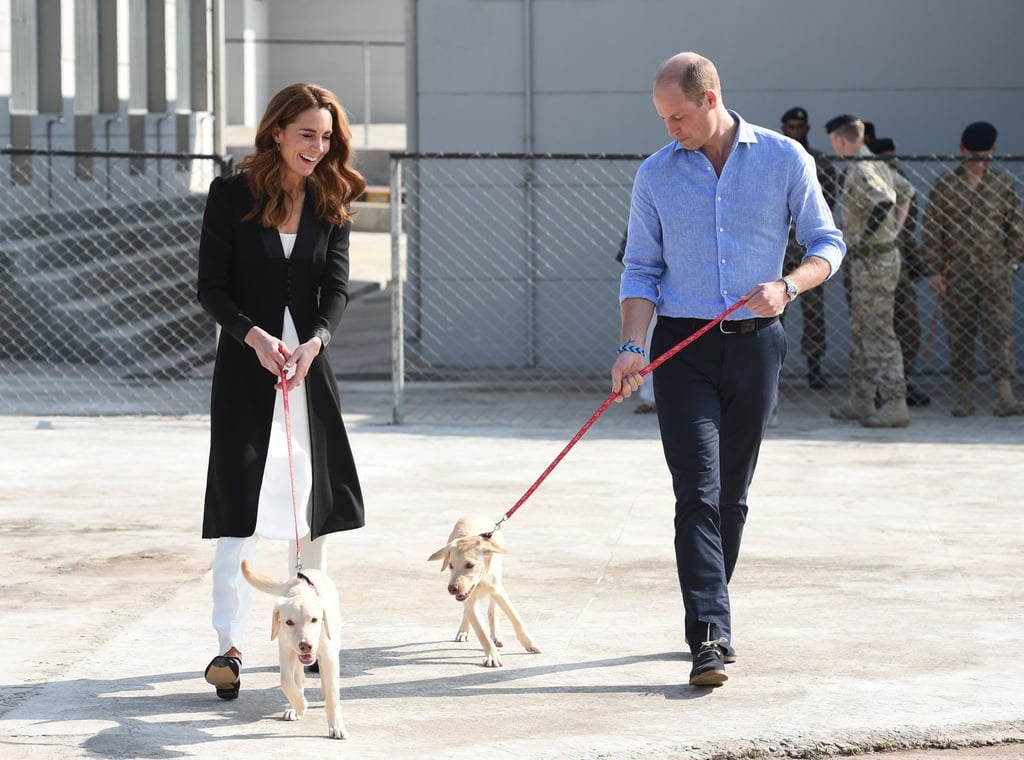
[283,708,301,722]
[519,632,541,653]
[328,723,349,740]
[454,629,470,643]
[492,634,505,648]
[482,653,504,668]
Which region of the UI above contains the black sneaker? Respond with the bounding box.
[686,635,737,664]
[689,637,728,687]
[807,357,828,390]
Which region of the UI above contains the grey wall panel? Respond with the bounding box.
[417,196,530,283]
[534,278,620,372]
[531,191,628,279]
[411,0,1024,155]
[417,94,528,152]
[417,279,531,367]
[414,1,523,93]
[530,93,660,154]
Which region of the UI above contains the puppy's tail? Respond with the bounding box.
[240,558,293,596]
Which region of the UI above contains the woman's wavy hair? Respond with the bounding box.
[236,83,366,228]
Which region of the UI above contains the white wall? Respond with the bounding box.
[267,0,404,123]
[410,0,1024,156]
[224,0,404,128]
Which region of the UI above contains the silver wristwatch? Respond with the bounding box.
[780,276,799,302]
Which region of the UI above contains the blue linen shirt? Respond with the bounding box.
[620,111,845,320]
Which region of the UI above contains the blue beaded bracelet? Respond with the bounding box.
[617,343,646,356]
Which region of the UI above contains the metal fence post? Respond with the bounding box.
[390,154,405,424]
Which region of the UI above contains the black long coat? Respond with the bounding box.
[196,173,365,540]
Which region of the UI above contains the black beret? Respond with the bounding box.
[781,107,808,123]
[961,121,997,152]
[824,113,860,134]
[868,137,895,155]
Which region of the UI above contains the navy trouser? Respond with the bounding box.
[651,316,787,656]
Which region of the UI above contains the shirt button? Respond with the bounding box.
[719,227,725,232]
[721,258,726,264]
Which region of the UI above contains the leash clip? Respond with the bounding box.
[486,515,508,538]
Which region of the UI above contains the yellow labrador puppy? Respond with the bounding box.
[240,559,348,739]
[428,514,541,667]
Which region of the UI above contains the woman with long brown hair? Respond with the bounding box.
[197,83,366,700]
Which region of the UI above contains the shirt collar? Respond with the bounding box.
[672,110,756,154]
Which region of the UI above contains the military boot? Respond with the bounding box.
[861,396,910,428]
[992,379,1024,417]
[905,381,931,407]
[807,356,828,390]
[951,382,975,417]
[830,383,875,421]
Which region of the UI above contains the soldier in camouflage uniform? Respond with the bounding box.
[869,138,931,407]
[920,121,1024,417]
[781,107,838,389]
[825,114,912,427]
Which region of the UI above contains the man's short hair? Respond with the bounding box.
[656,54,720,106]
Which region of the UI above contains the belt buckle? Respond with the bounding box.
[720,319,754,335]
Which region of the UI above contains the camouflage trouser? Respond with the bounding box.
[894,256,923,375]
[847,248,906,401]
[782,244,826,358]
[943,266,1017,383]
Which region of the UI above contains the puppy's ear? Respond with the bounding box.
[321,608,333,641]
[427,547,450,568]
[271,609,281,641]
[484,537,508,555]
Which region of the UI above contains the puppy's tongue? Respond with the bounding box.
[299,653,316,665]
[454,593,470,602]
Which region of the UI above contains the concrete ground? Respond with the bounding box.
[2,401,1023,759]
[2,232,1023,759]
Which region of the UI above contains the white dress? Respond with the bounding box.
[254,232,314,540]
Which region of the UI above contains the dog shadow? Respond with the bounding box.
[340,642,711,701]
[0,666,334,758]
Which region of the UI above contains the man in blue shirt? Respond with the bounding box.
[611,52,845,687]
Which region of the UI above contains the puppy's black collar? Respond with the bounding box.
[296,571,320,596]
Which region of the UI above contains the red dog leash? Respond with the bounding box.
[490,298,750,535]
[279,349,303,572]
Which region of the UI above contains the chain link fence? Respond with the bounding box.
[2,149,1022,423]
[0,148,229,415]
[392,152,1024,422]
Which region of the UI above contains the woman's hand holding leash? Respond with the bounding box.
[274,339,323,391]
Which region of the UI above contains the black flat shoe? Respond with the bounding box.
[689,639,728,687]
[204,655,241,700]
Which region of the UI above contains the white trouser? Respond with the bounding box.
[211,533,329,655]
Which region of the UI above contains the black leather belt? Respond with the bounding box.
[665,316,779,335]
[718,316,779,334]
